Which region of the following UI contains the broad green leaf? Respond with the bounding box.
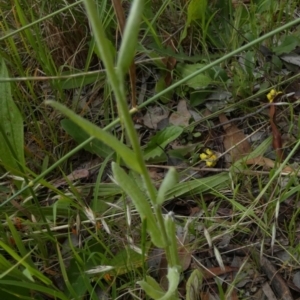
[46,101,142,173]
[138,276,165,299]
[61,119,114,158]
[176,63,212,89]
[206,66,229,83]
[138,270,181,299]
[181,0,207,41]
[143,126,183,160]
[112,162,166,248]
[0,57,24,174]
[187,0,207,24]
[273,35,300,55]
[190,90,211,107]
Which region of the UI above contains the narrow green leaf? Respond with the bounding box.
[117,0,144,76]
[46,101,142,173]
[83,0,119,92]
[186,269,203,300]
[6,217,34,268]
[22,268,34,282]
[112,162,166,248]
[157,167,178,205]
[0,280,68,300]
[0,241,51,285]
[56,244,78,298]
[0,253,27,281]
[0,280,32,299]
[0,57,24,174]
[164,213,180,268]
[166,173,229,200]
[61,119,114,158]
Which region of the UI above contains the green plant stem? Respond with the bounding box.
[84,0,172,262]
[83,0,158,202]
[154,204,172,262]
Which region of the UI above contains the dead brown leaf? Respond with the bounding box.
[142,106,169,129]
[245,156,294,173]
[148,167,164,182]
[203,265,238,279]
[293,272,300,291]
[158,252,169,291]
[169,100,191,127]
[219,113,251,162]
[161,36,177,87]
[261,256,293,300]
[162,55,177,87]
[178,246,192,271]
[230,289,239,300]
[199,292,211,300]
[53,169,90,188]
[262,282,277,300]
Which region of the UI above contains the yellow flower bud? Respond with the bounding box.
[200,148,218,167]
[267,89,282,103]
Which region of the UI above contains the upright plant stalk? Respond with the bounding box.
[83,0,173,262]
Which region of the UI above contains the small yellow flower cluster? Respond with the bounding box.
[200,148,218,167]
[267,89,282,103]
